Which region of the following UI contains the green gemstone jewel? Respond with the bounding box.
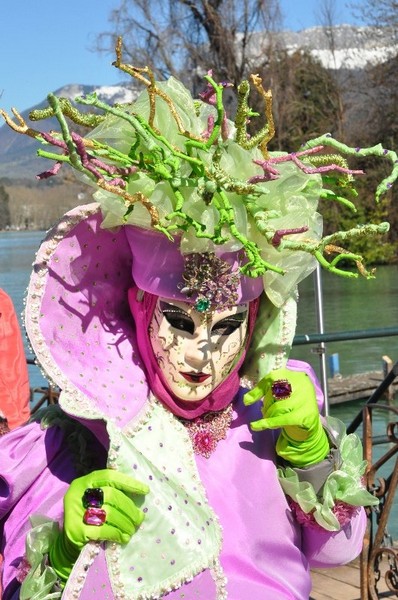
[195,298,211,312]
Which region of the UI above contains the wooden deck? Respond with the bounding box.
[310,557,397,599]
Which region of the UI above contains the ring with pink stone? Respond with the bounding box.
[271,379,292,400]
[82,487,106,526]
[83,506,107,526]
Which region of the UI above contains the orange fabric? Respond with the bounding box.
[0,289,30,429]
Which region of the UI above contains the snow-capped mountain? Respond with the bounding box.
[0,82,138,179]
[279,24,398,70]
[245,24,398,70]
[57,83,138,105]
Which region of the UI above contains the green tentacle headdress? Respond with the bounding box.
[1,37,397,307]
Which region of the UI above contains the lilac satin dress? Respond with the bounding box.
[0,377,366,600]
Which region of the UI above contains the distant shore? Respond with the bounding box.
[328,370,397,404]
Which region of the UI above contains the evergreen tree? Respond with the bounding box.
[262,49,342,152]
[0,183,11,230]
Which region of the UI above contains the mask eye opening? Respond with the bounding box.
[211,312,248,336]
[160,301,195,335]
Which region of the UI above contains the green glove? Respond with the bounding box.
[50,469,149,582]
[244,368,330,468]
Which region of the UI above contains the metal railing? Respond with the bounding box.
[29,384,59,414]
[297,265,398,416]
[294,306,398,600]
[291,298,398,600]
[346,361,398,599]
[293,326,398,346]
[27,358,60,414]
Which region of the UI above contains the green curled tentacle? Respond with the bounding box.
[30,97,105,128]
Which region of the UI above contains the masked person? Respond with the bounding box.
[0,289,31,598]
[0,48,394,599]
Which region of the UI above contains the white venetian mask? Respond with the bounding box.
[149,298,249,402]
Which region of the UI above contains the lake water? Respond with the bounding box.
[1,229,397,391]
[291,264,398,379]
[1,229,397,535]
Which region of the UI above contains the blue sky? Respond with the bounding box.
[1,0,364,112]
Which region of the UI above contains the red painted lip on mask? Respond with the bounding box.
[180,372,211,384]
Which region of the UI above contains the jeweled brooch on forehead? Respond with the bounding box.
[179,253,240,313]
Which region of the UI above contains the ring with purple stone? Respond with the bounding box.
[82,487,104,508]
[271,379,292,400]
[83,506,107,526]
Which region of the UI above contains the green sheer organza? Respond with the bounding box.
[277,416,378,531]
[19,517,62,600]
[90,76,323,308]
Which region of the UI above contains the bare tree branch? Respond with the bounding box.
[94,0,282,90]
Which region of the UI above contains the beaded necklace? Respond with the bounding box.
[179,404,234,458]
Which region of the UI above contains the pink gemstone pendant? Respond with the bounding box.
[271,379,292,400]
[83,507,107,526]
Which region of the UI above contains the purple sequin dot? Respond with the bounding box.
[198,539,202,545]
[171,559,176,565]
[137,577,143,582]
[171,528,175,534]
[143,508,148,513]
[168,505,172,511]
